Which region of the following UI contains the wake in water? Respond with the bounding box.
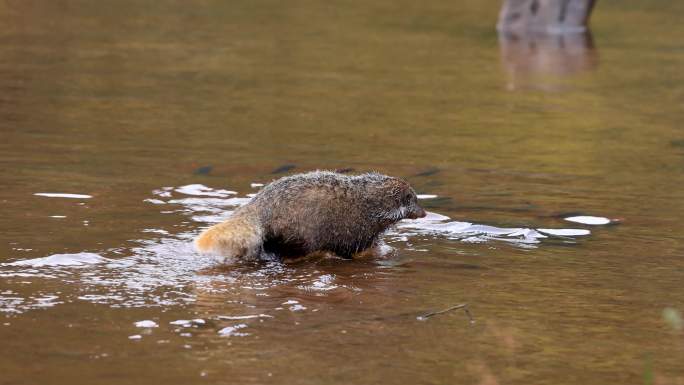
[1,183,607,316]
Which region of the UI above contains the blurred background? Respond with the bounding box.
[1,1,684,384]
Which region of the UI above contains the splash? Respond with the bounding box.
[1,183,607,318]
[391,212,590,246]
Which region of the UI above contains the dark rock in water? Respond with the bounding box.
[335,167,355,174]
[194,165,213,175]
[414,167,440,177]
[271,164,296,174]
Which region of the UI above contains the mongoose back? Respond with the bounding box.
[195,171,426,261]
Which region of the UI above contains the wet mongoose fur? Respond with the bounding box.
[194,171,426,261]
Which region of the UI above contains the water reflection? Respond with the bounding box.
[499,31,598,91]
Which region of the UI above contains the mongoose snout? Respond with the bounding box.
[194,170,427,262]
[407,206,427,220]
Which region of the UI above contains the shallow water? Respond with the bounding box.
[2,1,684,384]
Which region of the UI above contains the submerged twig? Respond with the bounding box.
[417,303,474,323]
[282,305,475,332]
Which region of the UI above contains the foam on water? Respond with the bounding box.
[216,314,273,320]
[298,274,339,292]
[416,194,438,199]
[538,228,591,236]
[166,197,252,213]
[134,320,159,328]
[4,253,107,267]
[564,216,612,225]
[0,293,63,314]
[394,212,591,246]
[34,193,92,199]
[218,323,249,337]
[174,184,237,197]
[170,319,206,327]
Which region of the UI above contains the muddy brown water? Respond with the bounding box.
[2,1,684,384]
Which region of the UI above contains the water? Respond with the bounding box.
[1,1,684,384]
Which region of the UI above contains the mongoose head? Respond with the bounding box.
[374,176,427,222]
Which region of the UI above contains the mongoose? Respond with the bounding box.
[194,171,426,262]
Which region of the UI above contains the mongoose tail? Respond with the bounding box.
[194,210,263,261]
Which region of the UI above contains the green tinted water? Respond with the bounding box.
[1,1,684,384]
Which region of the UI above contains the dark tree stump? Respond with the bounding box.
[497,0,597,34]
